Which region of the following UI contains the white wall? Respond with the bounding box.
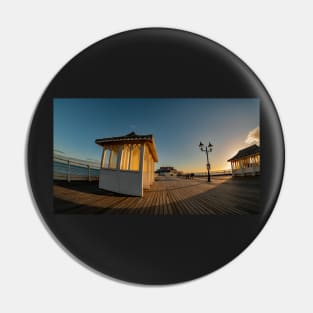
[232,165,260,176]
[99,169,143,196]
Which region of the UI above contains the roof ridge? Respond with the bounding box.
[95,132,154,144]
[239,144,259,152]
[227,144,260,162]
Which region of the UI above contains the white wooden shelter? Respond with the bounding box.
[228,144,260,176]
[95,132,158,196]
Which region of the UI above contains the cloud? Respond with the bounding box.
[245,127,260,145]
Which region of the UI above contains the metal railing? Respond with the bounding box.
[194,170,232,176]
[178,170,232,178]
[53,155,100,182]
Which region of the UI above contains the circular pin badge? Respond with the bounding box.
[28,28,284,284]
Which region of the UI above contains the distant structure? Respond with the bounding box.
[95,132,158,196]
[155,166,178,176]
[228,144,260,176]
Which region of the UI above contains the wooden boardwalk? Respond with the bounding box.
[54,176,260,215]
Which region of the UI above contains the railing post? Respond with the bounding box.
[67,160,71,182]
[54,155,100,182]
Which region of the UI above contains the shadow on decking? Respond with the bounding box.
[54,180,127,197]
[54,197,119,214]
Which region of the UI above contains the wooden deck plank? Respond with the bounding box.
[54,176,260,215]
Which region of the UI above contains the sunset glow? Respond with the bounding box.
[54,98,259,172]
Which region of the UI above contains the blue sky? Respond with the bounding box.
[54,98,259,171]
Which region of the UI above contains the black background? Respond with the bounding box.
[27,28,284,284]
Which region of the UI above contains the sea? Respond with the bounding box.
[53,161,100,178]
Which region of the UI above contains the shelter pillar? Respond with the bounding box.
[149,154,153,185]
[139,144,145,172]
[101,147,106,168]
[116,145,123,170]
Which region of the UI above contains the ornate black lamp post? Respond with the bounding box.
[198,141,213,182]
